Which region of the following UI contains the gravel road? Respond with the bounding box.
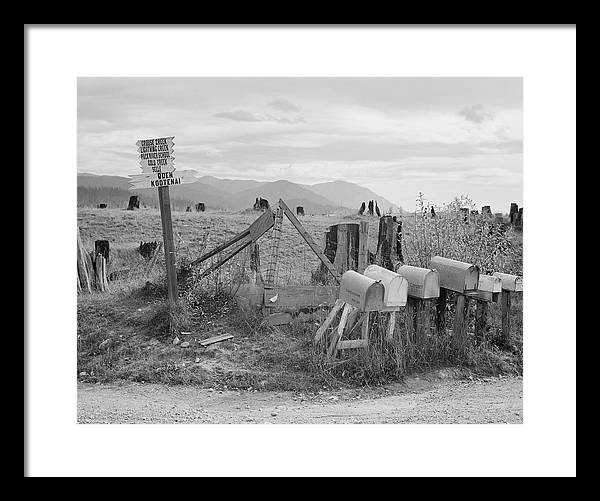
[78,374,523,424]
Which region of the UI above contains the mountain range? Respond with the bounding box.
[77,173,399,214]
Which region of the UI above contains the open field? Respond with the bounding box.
[77,206,523,393]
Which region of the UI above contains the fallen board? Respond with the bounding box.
[264,285,339,310]
[199,333,234,347]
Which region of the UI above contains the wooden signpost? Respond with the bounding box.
[129,136,195,307]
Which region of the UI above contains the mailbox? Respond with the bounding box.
[339,270,385,312]
[475,274,502,302]
[364,265,408,310]
[429,256,479,294]
[395,264,440,299]
[493,272,523,292]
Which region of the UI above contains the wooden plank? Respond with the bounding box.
[338,339,368,350]
[77,227,92,293]
[345,312,367,338]
[266,206,284,286]
[314,299,345,342]
[267,312,293,326]
[278,198,341,283]
[249,209,275,242]
[235,284,265,309]
[361,312,370,340]
[357,221,369,273]
[191,229,249,266]
[264,285,339,309]
[386,311,397,341]
[198,235,252,279]
[328,303,353,357]
[199,333,234,347]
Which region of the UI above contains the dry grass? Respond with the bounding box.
[77,202,523,389]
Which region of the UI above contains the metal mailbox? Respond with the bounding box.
[475,274,502,302]
[395,264,440,299]
[493,272,523,292]
[429,256,479,294]
[364,265,408,310]
[339,270,385,312]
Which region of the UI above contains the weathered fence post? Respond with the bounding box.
[266,206,283,287]
[250,242,262,285]
[436,288,447,334]
[357,221,369,273]
[475,301,490,344]
[501,292,512,346]
[77,227,93,293]
[452,294,470,353]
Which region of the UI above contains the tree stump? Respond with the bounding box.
[375,215,402,271]
[509,203,519,226]
[296,206,305,216]
[127,195,140,210]
[94,240,110,263]
[482,205,492,217]
[94,255,110,292]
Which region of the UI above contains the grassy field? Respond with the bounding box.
[77,206,523,391]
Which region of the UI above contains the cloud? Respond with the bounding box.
[213,110,305,124]
[267,98,302,113]
[458,104,495,124]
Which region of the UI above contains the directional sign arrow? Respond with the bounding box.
[129,170,197,190]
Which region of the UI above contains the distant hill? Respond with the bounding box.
[196,175,266,193]
[77,173,398,214]
[230,180,339,212]
[305,180,399,213]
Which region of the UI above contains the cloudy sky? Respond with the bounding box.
[78,77,522,211]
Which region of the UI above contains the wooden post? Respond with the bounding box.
[94,255,110,292]
[436,288,448,334]
[475,301,490,344]
[158,186,178,306]
[333,224,349,273]
[415,299,431,345]
[266,206,283,287]
[357,221,369,273]
[250,242,262,285]
[501,291,512,346]
[405,297,416,343]
[77,227,92,293]
[375,215,399,270]
[452,294,470,354]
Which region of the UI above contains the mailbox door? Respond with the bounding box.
[339,271,385,312]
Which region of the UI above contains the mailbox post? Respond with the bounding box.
[493,272,523,346]
[430,256,480,354]
[396,264,440,345]
[473,274,503,343]
[315,268,408,359]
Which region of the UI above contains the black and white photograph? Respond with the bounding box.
[25,26,576,477]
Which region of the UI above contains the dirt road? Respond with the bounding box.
[78,374,523,424]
